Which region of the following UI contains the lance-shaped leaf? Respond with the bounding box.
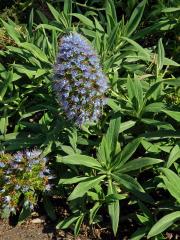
[118,157,163,173]
[68,175,106,200]
[113,174,154,203]
[108,179,120,236]
[57,154,102,169]
[147,211,180,238]
[114,137,142,169]
[97,117,121,166]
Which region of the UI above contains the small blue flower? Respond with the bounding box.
[13,152,23,162]
[0,188,5,193]
[0,162,5,168]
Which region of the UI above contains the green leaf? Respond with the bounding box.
[119,120,136,133]
[61,145,75,155]
[36,23,63,32]
[105,193,127,203]
[144,102,165,113]
[130,227,146,240]
[161,168,180,203]
[157,38,165,72]
[113,174,153,203]
[147,211,180,238]
[36,10,49,24]
[163,58,180,66]
[74,214,84,236]
[64,0,72,26]
[127,77,144,112]
[68,175,106,201]
[114,138,142,169]
[47,3,61,22]
[145,81,163,100]
[107,98,120,112]
[18,42,50,64]
[167,145,180,168]
[105,0,117,32]
[90,202,101,224]
[141,130,180,140]
[12,64,37,78]
[71,13,94,28]
[141,118,174,131]
[119,157,163,173]
[122,37,151,61]
[162,110,180,122]
[98,117,121,165]
[1,20,21,44]
[126,0,147,37]
[162,7,180,12]
[0,117,8,135]
[28,8,34,35]
[56,215,79,229]
[108,179,120,236]
[57,154,101,169]
[0,70,13,101]
[141,139,160,153]
[59,176,88,185]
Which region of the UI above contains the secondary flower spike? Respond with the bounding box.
[53,32,108,126]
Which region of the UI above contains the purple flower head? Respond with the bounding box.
[53,32,108,126]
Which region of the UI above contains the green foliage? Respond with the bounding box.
[0,0,179,238]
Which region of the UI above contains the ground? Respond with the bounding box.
[0,218,112,240]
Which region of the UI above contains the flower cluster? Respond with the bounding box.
[53,32,108,126]
[0,149,55,217]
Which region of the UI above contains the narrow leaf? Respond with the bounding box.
[68,175,105,200]
[126,0,147,37]
[147,211,180,238]
[57,154,102,169]
[119,157,163,173]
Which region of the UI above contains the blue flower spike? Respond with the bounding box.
[53,32,108,126]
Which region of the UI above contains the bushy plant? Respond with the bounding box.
[0,149,54,219]
[0,0,179,238]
